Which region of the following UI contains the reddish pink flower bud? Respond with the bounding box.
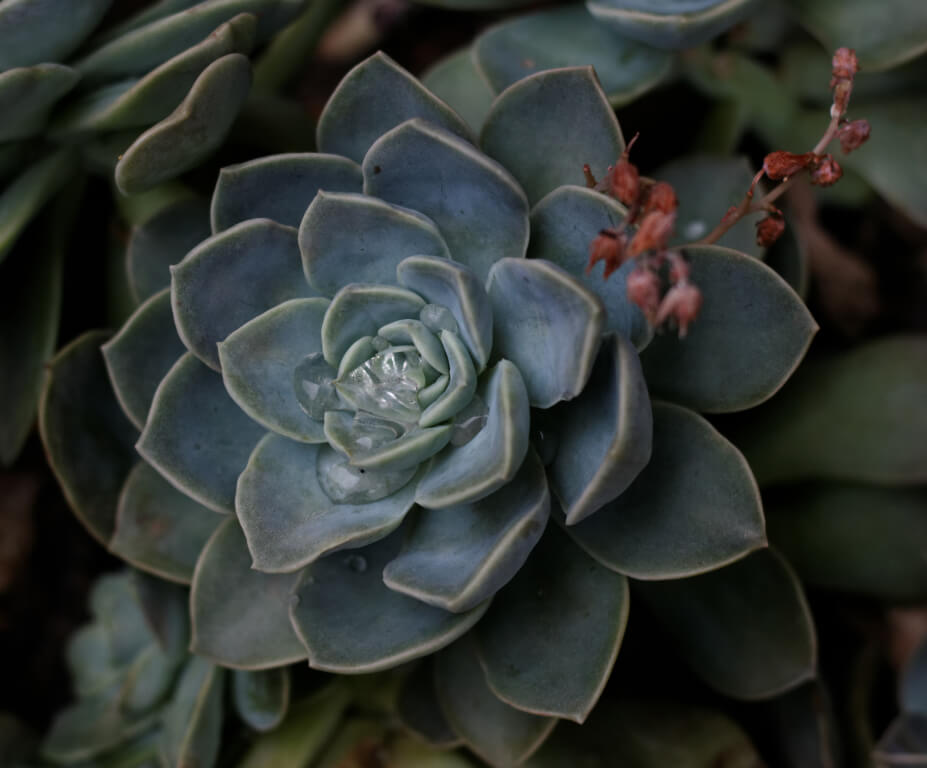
[667,251,690,283]
[763,151,815,180]
[586,229,628,279]
[655,281,703,338]
[810,154,842,186]
[626,267,661,321]
[643,181,678,215]
[608,159,640,206]
[831,47,859,85]
[838,119,871,153]
[629,211,676,257]
[755,215,786,247]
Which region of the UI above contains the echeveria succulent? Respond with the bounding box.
[42,51,821,764]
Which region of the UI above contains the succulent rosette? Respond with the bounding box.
[42,52,821,765]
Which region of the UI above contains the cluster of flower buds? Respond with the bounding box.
[586,136,702,338]
[829,48,870,154]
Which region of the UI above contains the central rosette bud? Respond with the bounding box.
[293,272,491,507]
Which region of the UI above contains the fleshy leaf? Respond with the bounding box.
[767,484,927,602]
[397,256,493,373]
[172,218,315,371]
[111,463,221,585]
[874,715,927,767]
[0,64,79,142]
[563,401,765,578]
[39,332,137,546]
[236,683,351,768]
[321,283,425,367]
[302,193,450,298]
[476,524,628,723]
[640,245,817,413]
[586,0,762,49]
[547,333,651,525]
[0,0,111,69]
[233,668,290,732]
[435,636,556,767]
[115,54,252,195]
[528,185,651,347]
[474,5,672,107]
[421,48,495,134]
[487,258,604,408]
[219,298,329,443]
[127,196,211,303]
[481,67,623,205]
[137,353,266,513]
[636,548,817,700]
[784,0,927,71]
[212,154,363,233]
[191,518,306,668]
[904,639,927,715]
[731,336,927,486]
[160,657,225,768]
[416,360,530,508]
[51,13,256,139]
[384,449,549,613]
[289,531,489,673]
[364,119,529,283]
[397,662,462,748]
[656,154,765,258]
[102,289,186,430]
[236,436,419,572]
[759,682,841,768]
[317,52,472,164]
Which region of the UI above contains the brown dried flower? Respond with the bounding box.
[810,154,843,186]
[763,151,815,180]
[643,181,678,215]
[586,229,628,279]
[756,215,786,247]
[831,47,859,86]
[608,159,640,207]
[626,266,661,320]
[838,119,871,153]
[629,211,676,257]
[655,281,703,338]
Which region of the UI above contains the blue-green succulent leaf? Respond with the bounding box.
[67,624,117,697]
[421,49,495,135]
[563,401,764,578]
[640,245,817,413]
[397,662,463,748]
[586,0,762,49]
[191,518,307,668]
[416,360,530,508]
[657,155,765,258]
[97,0,204,42]
[102,289,187,431]
[233,668,290,732]
[435,636,556,767]
[130,571,191,659]
[321,283,425,367]
[380,320,448,374]
[172,218,315,371]
[120,643,177,714]
[290,531,490,673]
[384,449,549,613]
[759,682,841,768]
[487,258,604,408]
[364,119,530,283]
[637,548,816,700]
[325,414,453,472]
[0,148,79,264]
[397,256,492,373]
[548,333,652,526]
[784,0,927,71]
[219,298,330,443]
[903,640,927,715]
[127,196,211,303]
[213,154,363,233]
[302,193,450,298]
[137,353,266,513]
[160,657,225,768]
[874,715,927,766]
[0,0,111,69]
[115,53,252,196]
[529,185,651,348]
[767,484,927,602]
[0,64,80,142]
[236,436,419,572]
[480,67,623,206]
[53,14,256,140]
[39,332,138,546]
[111,463,222,585]
[317,52,473,164]
[419,331,477,427]
[731,336,927,486]
[477,524,628,723]
[90,572,155,664]
[74,0,282,81]
[236,683,351,768]
[474,5,673,107]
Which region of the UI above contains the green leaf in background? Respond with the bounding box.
[233,668,290,732]
[0,64,79,142]
[0,0,112,69]
[421,49,495,135]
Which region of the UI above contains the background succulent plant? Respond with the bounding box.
[36,49,827,765]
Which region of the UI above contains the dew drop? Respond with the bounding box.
[336,347,426,424]
[683,219,707,240]
[294,352,341,419]
[317,446,416,505]
[420,304,459,334]
[450,395,488,446]
[343,554,368,573]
